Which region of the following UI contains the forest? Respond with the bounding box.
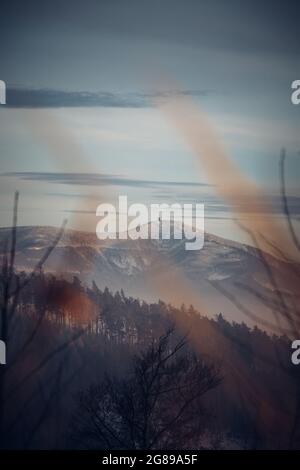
[0,267,298,450]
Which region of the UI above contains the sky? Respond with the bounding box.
[0,0,299,243]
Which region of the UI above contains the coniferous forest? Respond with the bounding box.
[0,268,298,450]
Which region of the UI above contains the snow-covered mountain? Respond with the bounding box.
[0,224,296,330]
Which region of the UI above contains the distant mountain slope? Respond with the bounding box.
[0,225,296,331]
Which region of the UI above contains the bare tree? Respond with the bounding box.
[71,329,222,450]
[208,149,300,448]
[0,192,85,448]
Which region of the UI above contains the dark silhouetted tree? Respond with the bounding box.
[71,329,222,449]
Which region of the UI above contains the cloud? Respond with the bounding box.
[2,171,212,189]
[3,172,300,218]
[5,87,210,109]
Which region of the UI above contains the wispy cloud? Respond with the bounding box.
[2,171,212,188]
[3,171,300,218]
[5,87,211,109]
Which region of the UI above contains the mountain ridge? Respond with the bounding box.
[0,224,296,332]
